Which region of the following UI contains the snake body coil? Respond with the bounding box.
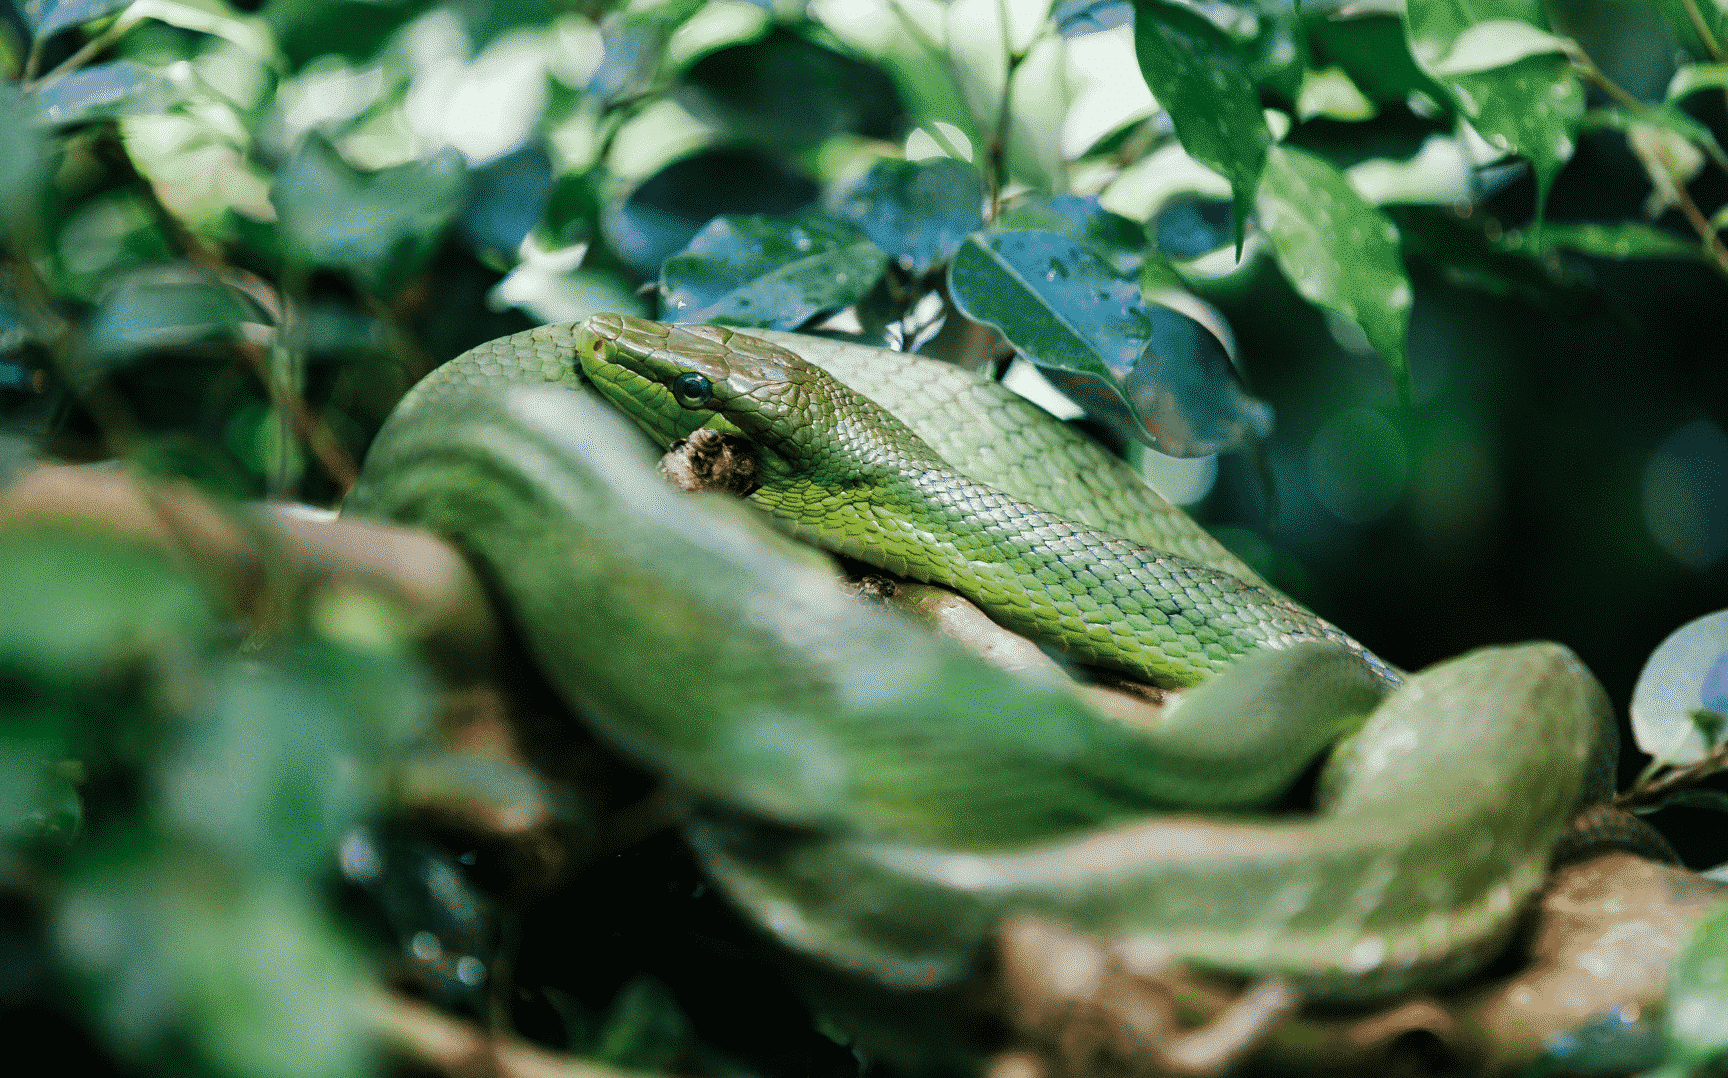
[349,315,1613,1003]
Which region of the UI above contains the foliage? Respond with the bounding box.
[1,1,1727,1077]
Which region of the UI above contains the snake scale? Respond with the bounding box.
[346,314,1612,1003]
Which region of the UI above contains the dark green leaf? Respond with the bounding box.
[835,158,984,276]
[1661,895,1728,1073]
[1257,145,1411,400]
[1131,0,1271,251]
[1652,787,1728,815]
[947,230,1270,456]
[997,194,1150,275]
[606,146,820,277]
[680,28,904,149]
[1304,12,1447,107]
[1654,0,1728,61]
[29,60,184,126]
[0,84,49,224]
[660,213,886,328]
[85,264,266,364]
[273,136,467,295]
[593,977,691,1072]
[1151,197,1233,260]
[1632,610,1728,766]
[21,0,129,40]
[263,0,430,67]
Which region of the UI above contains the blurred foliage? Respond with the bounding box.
[2,0,1727,1076]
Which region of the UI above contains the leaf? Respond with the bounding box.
[20,0,130,40]
[996,194,1150,275]
[1424,19,1568,76]
[122,0,282,68]
[1257,145,1412,400]
[1402,5,1584,228]
[0,84,48,222]
[1131,0,1271,252]
[0,527,212,682]
[1661,895,1728,1075]
[84,264,267,364]
[681,28,904,150]
[29,59,186,126]
[947,229,1270,456]
[1524,222,1704,261]
[1633,610,1728,767]
[659,213,887,329]
[834,157,984,276]
[272,136,467,295]
[1654,0,1728,60]
[1668,62,1728,102]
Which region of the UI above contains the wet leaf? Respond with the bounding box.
[273,136,467,295]
[834,157,984,276]
[947,229,1270,456]
[29,59,186,126]
[660,212,886,329]
[1131,0,1271,251]
[20,0,129,40]
[996,194,1149,275]
[1632,610,1728,767]
[1257,145,1411,400]
[1403,4,1583,225]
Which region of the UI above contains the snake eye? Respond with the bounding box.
[671,371,713,408]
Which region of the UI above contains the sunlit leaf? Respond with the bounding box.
[29,59,186,126]
[1131,0,1271,251]
[660,213,886,328]
[835,157,984,276]
[125,0,282,67]
[947,229,1270,456]
[1667,62,1728,102]
[1257,145,1411,399]
[1632,610,1728,767]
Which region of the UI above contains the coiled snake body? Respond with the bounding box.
[348,315,1612,1002]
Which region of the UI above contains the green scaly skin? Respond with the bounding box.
[347,315,1613,1003]
[574,314,1396,688]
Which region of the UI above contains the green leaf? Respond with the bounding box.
[0,527,213,683]
[272,136,467,295]
[947,229,1270,456]
[659,213,887,329]
[1668,62,1728,102]
[85,264,267,363]
[29,59,186,126]
[1131,0,1271,252]
[1525,221,1704,262]
[1633,610,1728,767]
[1654,0,1728,60]
[1662,895,1728,1074]
[56,846,375,1078]
[0,84,49,225]
[20,0,130,40]
[834,157,984,276]
[997,194,1150,275]
[1402,4,1584,228]
[122,0,282,68]
[158,660,372,875]
[1256,145,1412,400]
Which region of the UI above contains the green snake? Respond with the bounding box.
[346,314,1613,1004]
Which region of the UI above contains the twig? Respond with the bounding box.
[1615,742,1728,811]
